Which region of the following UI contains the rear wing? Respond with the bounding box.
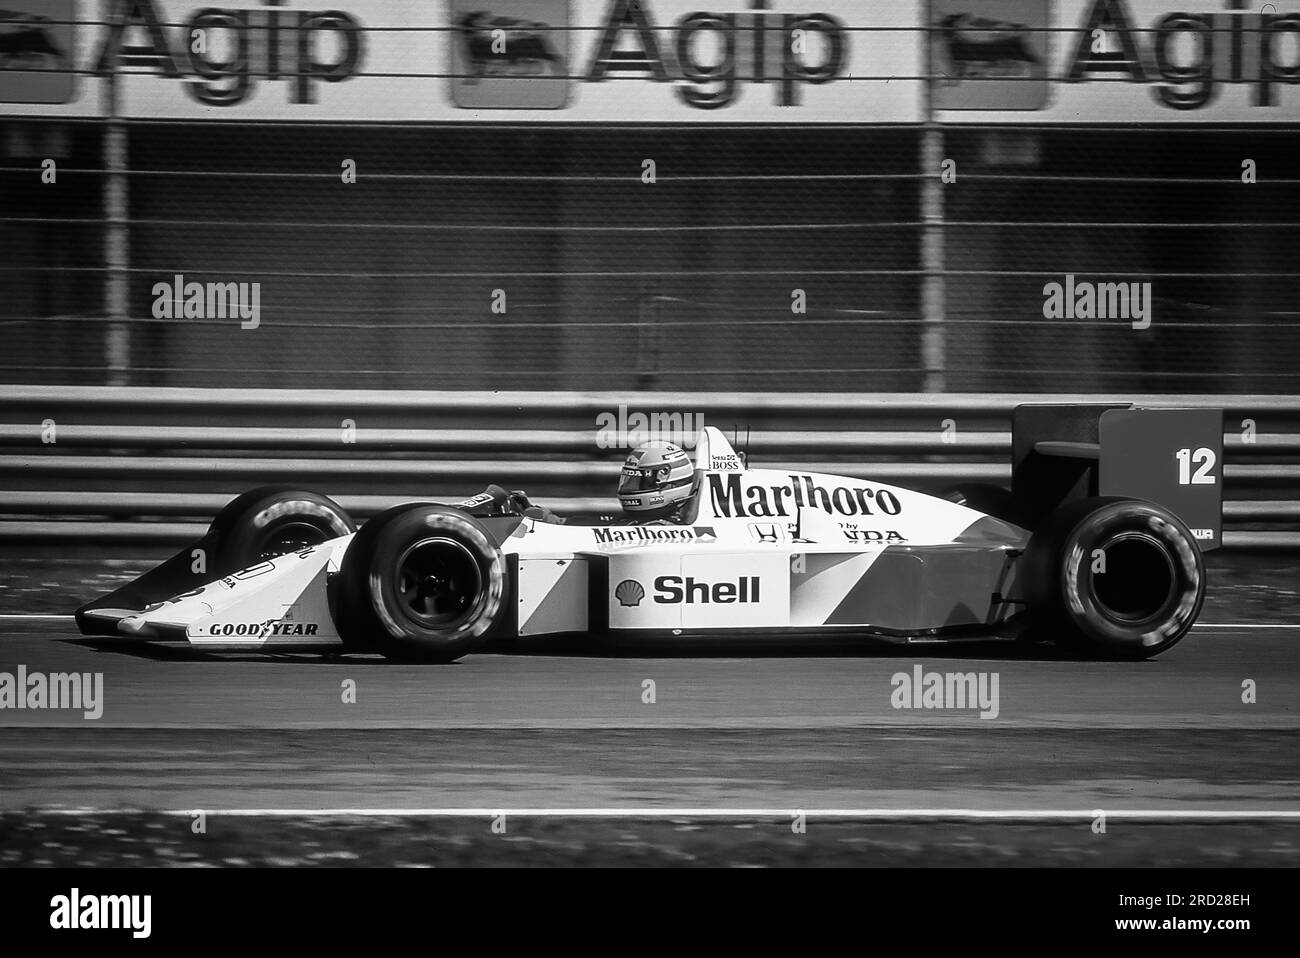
[1012,404,1224,550]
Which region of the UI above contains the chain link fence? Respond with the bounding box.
[1,20,1297,393]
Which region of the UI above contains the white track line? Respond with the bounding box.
[21,807,1300,821]
[1197,623,1300,629]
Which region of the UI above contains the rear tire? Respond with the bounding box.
[1021,496,1205,659]
[334,504,508,662]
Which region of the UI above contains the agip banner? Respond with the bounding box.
[932,0,1300,122]
[0,0,924,121]
[5,0,1297,122]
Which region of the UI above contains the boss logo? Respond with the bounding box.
[654,575,760,604]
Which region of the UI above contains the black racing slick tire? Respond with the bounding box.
[1021,496,1205,660]
[334,504,509,662]
[209,486,357,569]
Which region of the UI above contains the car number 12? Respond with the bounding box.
[1175,446,1217,485]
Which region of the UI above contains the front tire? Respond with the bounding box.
[209,485,357,568]
[1021,496,1205,659]
[334,504,508,662]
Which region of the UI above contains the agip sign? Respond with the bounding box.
[579,0,849,108]
[0,0,924,121]
[935,0,1300,121]
[93,0,364,105]
[1063,0,1300,110]
[450,0,856,110]
[5,0,1294,121]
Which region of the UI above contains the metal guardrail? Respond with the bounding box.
[1,388,1297,549]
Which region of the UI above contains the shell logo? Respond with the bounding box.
[614,579,645,607]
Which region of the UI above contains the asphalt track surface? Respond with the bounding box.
[1,551,1296,866]
[1,618,1297,813]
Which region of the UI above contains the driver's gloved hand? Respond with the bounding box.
[515,493,565,524]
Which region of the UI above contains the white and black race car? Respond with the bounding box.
[76,405,1222,662]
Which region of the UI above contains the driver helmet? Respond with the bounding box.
[619,440,695,517]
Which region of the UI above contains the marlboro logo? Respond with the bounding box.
[707,473,903,519]
[594,525,717,544]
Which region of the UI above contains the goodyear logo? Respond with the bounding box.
[208,620,320,636]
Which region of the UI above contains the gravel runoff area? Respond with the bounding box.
[3,813,1298,868]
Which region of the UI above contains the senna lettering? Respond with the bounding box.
[708,473,903,519]
[139,586,205,612]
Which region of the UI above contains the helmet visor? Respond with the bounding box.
[619,465,669,496]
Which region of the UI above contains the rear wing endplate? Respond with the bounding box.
[1012,404,1224,550]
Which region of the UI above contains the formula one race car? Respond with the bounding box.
[75,404,1223,662]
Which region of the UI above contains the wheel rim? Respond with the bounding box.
[1090,531,1178,625]
[393,537,483,630]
